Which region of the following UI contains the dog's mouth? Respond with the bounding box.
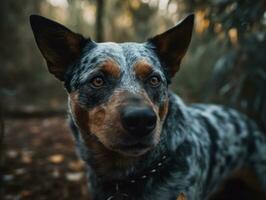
[113,143,153,157]
[101,129,161,157]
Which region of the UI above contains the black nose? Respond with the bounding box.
[121,106,157,137]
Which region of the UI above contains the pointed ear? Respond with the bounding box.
[148,14,194,77]
[30,15,88,81]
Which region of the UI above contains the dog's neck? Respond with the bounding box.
[83,131,172,200]
[92,152,172,200]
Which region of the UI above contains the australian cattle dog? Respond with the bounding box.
[30,14,266,200]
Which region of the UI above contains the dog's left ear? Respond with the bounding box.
[148,14,194,77]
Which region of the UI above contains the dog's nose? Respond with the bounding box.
[121,106,157,137]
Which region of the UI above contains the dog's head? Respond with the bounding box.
[30,15,193,157]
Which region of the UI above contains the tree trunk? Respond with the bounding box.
[96,0,104,42]
[0,101,4,173]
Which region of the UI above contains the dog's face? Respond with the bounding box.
[68,42,170,157]
[30,15,193,157]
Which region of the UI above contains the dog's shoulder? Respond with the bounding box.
[191,102,253,127]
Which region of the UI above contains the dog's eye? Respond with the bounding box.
[148,76,161,87]
[91,76,104,88]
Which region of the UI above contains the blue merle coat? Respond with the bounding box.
[30,14,266,200]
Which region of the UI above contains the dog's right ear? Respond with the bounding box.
[30,15,88,81]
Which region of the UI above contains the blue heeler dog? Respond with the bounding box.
[29,14,266,200]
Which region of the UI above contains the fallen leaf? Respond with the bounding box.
[14,168,26,175]
[68,160,84,171]
[51,169,60,178]
[21,151,33,164]
[29,126,40,134]
[48,154,64,164]
[66,172,84,182]
[6,150,18,159]
[20,190,32,197]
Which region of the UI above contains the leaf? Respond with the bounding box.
[68,160,84,171]
[51,169,60,178]
[65,172,84,182]
[20,190,32,197]
[21,151,33,164]
[48,154,64,164]
[14,168,26,175]
[6,150,18,159]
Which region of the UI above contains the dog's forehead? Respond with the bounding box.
[68,42,165,92]
[83,42,160,70]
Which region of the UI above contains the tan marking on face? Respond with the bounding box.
[159,97,169,121]
[69,92,90,133]
[69,89,168,173]
[69,90,140,174]
[89,107,105,129]
[101,59,121,79]
[87,90,127,147]
[70,90,127,148]
[134,60,153,80]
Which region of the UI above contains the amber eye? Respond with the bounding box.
[149,76,161,87]
[91,76,104,88]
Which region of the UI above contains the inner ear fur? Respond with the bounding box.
[148,14,194,77]
[30,15,88,81]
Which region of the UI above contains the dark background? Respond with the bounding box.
[0,0,266,199]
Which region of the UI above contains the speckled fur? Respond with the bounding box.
[66,41,266,200]
[69,91,266,200]
[30,15,266,200]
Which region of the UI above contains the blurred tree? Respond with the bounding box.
[204,0,266,130]
[171,0,266,128]
[0,0,49,111]
[96,0,104,42]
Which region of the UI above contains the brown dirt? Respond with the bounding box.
[1,117,89,200]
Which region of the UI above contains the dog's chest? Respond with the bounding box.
[90,155,182,200]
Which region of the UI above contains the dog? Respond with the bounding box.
[29,14,266,200]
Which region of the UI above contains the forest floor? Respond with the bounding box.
[1,117,89,200]
[1,117,265,200]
